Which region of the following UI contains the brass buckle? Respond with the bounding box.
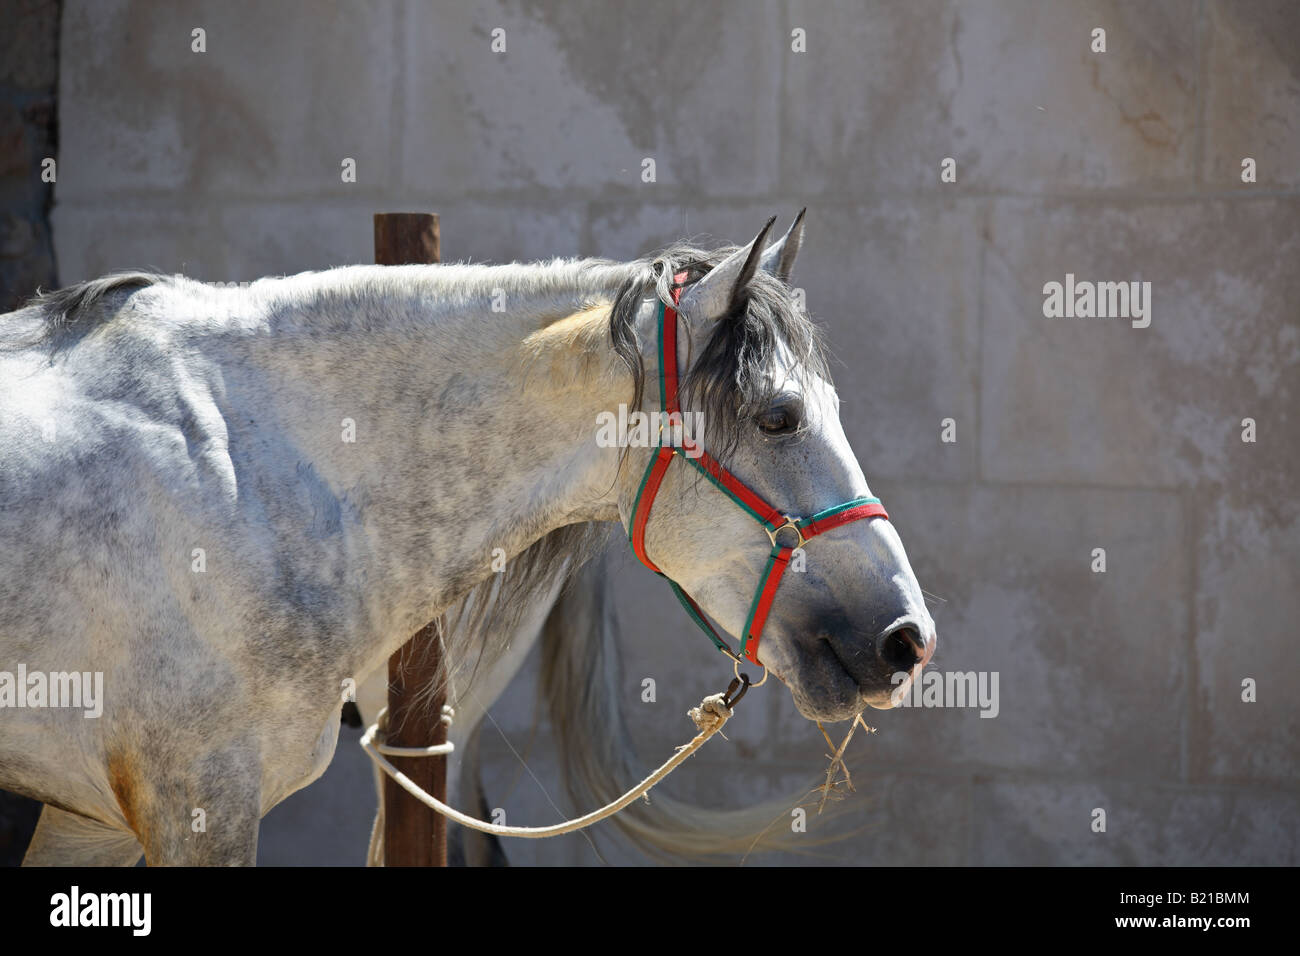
[765,515,807,551]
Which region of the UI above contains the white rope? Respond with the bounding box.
[371,704,456,757]
[360,690,735,839]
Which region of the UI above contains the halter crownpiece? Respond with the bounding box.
[627,274,889,678]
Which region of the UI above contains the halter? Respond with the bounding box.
[626,275,890,683]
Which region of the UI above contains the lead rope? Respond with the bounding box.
[359,676,748,841]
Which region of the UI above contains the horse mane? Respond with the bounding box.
[433,522,612,704]
[8,271,165,350]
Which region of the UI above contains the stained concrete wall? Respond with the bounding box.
[41,0,1300,865]
[0,0,60,867]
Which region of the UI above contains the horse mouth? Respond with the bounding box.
[786,654,867,722]
[778,635,923,721]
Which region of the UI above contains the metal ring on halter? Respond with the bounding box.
[734,656,769,687]
[765,516,807,551]
[716,641,770,687]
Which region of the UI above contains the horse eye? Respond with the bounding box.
[757,405,798,435]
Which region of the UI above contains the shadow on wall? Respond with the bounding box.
[0,0,61,867]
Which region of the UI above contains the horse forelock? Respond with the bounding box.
[608,242,829,459]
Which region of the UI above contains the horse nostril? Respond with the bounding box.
[878,626,923,672]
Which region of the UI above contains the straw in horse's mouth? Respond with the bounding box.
[813,713,876,814]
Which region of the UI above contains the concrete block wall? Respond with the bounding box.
[0,0,60,867]
[0,0,58,313]
[38,0,1300,864]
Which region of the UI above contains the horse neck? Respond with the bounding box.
[230,263,634,655]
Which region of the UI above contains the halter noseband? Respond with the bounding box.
[626,275,890,679]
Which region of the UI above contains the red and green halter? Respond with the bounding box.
[626,276,890,677]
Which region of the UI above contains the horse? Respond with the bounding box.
[0,214,936,865]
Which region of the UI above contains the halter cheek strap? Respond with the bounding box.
[626,276,889,670]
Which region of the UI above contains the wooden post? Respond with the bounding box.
[374,212,447,867]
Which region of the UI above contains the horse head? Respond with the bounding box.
[614,214,936,722]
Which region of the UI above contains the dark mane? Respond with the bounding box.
[607,242,830,459]
[8,271,163,351]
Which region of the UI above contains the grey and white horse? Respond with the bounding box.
[0,216,935,865]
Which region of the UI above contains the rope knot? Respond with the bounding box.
[688,692,733,734]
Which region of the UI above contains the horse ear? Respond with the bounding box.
[758,208,806,283]
[677,216,778,323]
